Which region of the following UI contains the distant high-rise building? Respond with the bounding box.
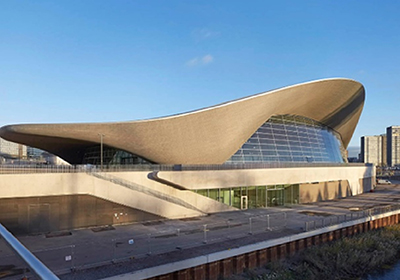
[0,138,27,159]
[361,135,387,166]
[387,126,400,167]
[382,134,387,166]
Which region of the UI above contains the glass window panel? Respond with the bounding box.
[275,140,288,145]
[259,138,275,145]
[209,189,219,200]
[227,114,345,164]
[262,150,278,156]
[242,143,259,149]
[256,186,266,207]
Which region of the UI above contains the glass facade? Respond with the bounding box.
[82,145,152,166]
[194,184,300,209]
[227,115,346,164]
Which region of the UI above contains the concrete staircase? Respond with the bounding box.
[87,171,205,216]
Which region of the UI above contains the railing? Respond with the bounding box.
[0,223,59,280]
[0,211,289,279]
[304,204,400,232]
[0,162,371,175]
[1,204,399,279]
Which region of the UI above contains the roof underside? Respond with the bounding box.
[0,78,365,164]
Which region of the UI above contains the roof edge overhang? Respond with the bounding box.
[0,78,365,164]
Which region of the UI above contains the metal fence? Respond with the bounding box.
[0,211,289,279]
[0,162,370,175]
[304,204,400,232]
[1,204,400,279]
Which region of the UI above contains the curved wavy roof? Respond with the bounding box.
[0,78,365,164]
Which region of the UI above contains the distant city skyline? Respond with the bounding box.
[1,1,400,149]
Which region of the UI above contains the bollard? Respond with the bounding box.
[267,215,271,231]
[203,225,208,244]
[283,212,287,228]
[70,245,75,271]
[249,218,253,235]
[147,234,152,255]
[112,239,116,263]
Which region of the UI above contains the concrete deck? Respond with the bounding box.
[1,181,399,280]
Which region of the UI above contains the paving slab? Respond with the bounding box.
[1,181,400,280]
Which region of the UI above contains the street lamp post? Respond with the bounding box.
[98,134,104,171]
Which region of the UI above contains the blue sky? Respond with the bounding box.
[1,1,400,155]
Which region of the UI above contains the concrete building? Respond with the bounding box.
[361,134,387,166]
[0,138,27,162]
[0,78,375,234]
[387,126,400,167]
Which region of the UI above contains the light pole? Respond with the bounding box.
[98,134,104,171]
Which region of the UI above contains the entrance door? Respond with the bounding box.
[241,196,248,210]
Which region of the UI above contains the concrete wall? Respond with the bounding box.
[299,181,351,204]
[0,172,204,220]
[0,194,160,235]
[156,165,375,196]
[126,212,400,280]
[0,165,375,233]
[109,172,235,213]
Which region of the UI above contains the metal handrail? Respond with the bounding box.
[0,223,59,280]
[0,162,371,175]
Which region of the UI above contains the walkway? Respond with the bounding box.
[1,181,399,280]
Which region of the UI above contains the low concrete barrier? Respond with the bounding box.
[103,210,400,280]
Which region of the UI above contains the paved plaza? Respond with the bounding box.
[1,181,400,280]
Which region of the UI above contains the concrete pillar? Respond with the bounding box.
[348,226,354,236]
[357,223,363,234]
[296,239,305,251]
[286,242,296,257]
[341,228,347,237]
[268,246,278,262]
[353,225,358,235]
[191,265,206,280]
[305,237,313,248]
[312,235,320,246]
[328,231,334,242]
[246,251,257,269]
[220,258,233,279]
[334,230,340,240]
[233,255,245,274]
[257,249,268,267]
[321,233,328,243]
[174,269,189,280]
[363,222,369,232]
[369,220,374,230]
[207,261,220,280]
[278,244,286,259]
